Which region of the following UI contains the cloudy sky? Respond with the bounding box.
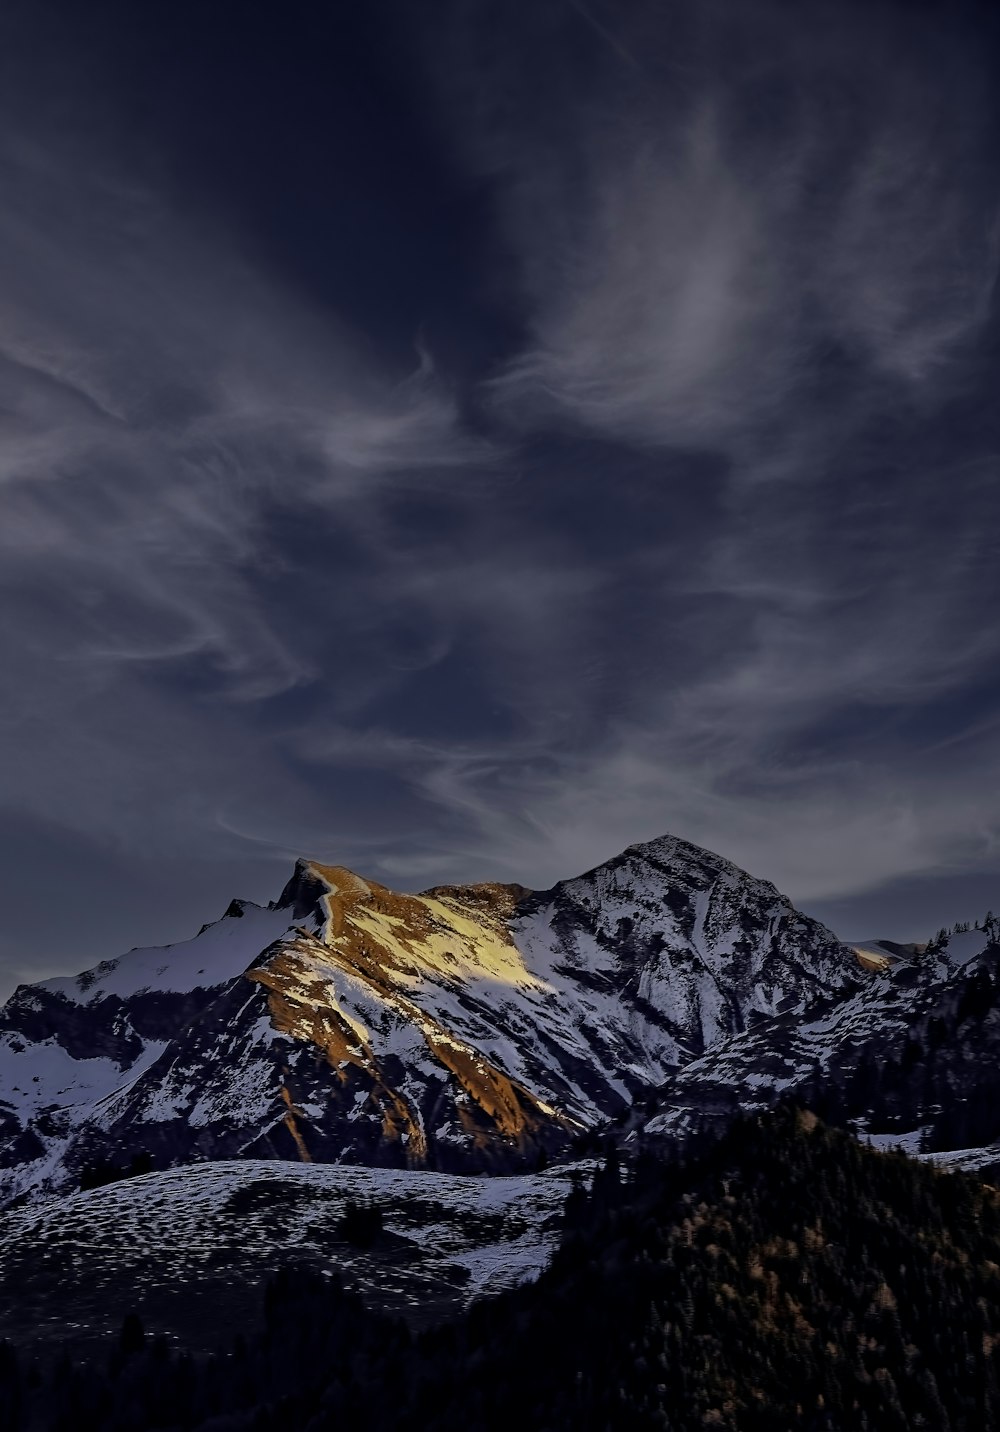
[1,0,998,993]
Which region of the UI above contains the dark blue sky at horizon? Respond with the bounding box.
[1,0,999,994]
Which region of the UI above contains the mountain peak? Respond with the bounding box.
[620,832,776,889]
[274,858,356,923]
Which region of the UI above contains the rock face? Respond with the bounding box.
[0,835,860,1201]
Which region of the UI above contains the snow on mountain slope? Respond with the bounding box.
[37,902,298,1005]
[0,1159,589,1350]
[916,1143,1000,1176]
[0,902,297,1140]
[514,835,859,1056]
[0,1032,167,1122]
[0,897,312,1203]
[642,923,1000,1148]
[0,835,861,1203]
[862,1130,1000,1183]
[642,977,912,1138]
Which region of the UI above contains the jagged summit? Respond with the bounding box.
[273,857,338,923]
[622,831,765,877]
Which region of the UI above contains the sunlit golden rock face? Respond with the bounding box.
[852,946,893,973]
[296,863,538,987]
[243,864,568,1167]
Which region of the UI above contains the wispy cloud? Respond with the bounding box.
[337,0,1000,909]
[0,115,500,874]
[479,2,998,449]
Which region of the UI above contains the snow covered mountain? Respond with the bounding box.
[643,923,1000,1161]
[0,834,860,1203]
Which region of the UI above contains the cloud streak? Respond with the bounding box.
[476,1,999,449]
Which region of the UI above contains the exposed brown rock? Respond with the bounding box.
[246,939,434,1164]
[278,1084,312,1163]
[423,1032,553,1148]
[244,878,560,1162]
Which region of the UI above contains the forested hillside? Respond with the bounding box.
[4,1109,1000,1430]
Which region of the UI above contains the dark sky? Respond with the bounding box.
[1,0,999,994]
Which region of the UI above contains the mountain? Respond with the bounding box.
[0,834,860,1202]
[643,921,1000,1170]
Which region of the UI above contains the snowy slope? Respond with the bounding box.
[0,1159,588,1349]
[38,902,298,1005]
[0,897,312,1203]
[0,903,297,1119]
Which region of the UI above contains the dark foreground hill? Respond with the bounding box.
[0,1159,585,1353]
[5,1109,1000,1431]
